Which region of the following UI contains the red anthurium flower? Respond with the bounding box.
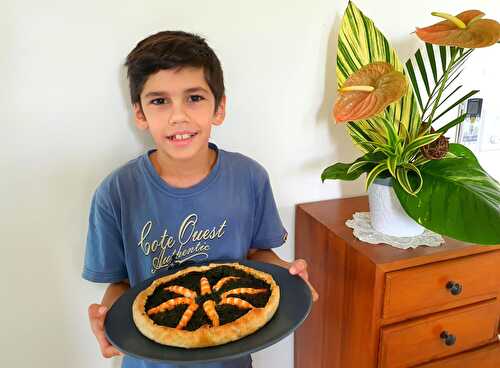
[416,10,500,48]
[333,62,407,123]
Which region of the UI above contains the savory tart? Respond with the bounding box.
[132,262,280,348]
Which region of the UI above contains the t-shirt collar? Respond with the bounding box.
[140,142,222,197]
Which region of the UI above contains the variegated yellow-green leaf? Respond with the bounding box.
[386,155,398,177]
[379,117,400,147]
[402,133,441,161]
[337,1,422,144]
[365,162,389,190]
[396,163,423,195]
[371,142,394,156]
[347,160,375,175]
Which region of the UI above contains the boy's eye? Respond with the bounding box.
[151,98,166,105]
[189,95,205,102]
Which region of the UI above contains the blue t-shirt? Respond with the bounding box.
[82,143,287,368]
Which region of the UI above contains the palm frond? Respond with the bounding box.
[406,43,476,125]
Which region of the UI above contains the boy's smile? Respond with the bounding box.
[133,67,226,185]
[166,130,199,146]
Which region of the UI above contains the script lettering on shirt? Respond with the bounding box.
[172,241,210,264]
[137,214,228,274]
[179,214,227,245]
[138,221,175,256]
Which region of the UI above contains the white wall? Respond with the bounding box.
[458,46,500,176]
[1,0,498,367]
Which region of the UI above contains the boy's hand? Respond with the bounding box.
[289,259,319,302]
[88,304,123,358]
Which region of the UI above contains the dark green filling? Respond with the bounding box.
[144,265,272,330]
[149,304,188,327]
[216,304,251,325]
[185,304,211,331]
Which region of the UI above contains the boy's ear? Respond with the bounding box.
[133,102,148,130]
[213,96,226,126]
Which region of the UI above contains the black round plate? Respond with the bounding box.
[104,259,312,365]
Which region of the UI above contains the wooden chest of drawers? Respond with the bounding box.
[294,197,500,368]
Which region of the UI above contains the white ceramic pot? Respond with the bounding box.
[367,177,424,237]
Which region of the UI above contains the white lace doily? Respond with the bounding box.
[346,212,444,249]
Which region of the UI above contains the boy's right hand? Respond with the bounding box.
[88,304,123,358]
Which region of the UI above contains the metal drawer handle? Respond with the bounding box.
[446,281,462,295]
[440,331,456,346]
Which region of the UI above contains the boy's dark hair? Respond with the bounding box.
[125,31,225,112]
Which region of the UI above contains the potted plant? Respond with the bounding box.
[322,1,500,244]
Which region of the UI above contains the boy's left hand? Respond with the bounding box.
[289,259,319,302]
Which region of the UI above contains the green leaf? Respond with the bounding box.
[435,113,467,134]
[405,59,424,111]
[398,163,423,195]
[371,142,394,156]
[435,85,462,110]
[406,44,474,125]
[402,133,441,160]
[350,134,377,152]
[322,162,361,182]
[413,155,430,166]
[394,145,500,244]
[379,117,400,148]
[447,143,481,164]
[397,120,410,142]
[348,122,376,152]
[425,43,437,84]
[365,162,389,190]
[395,140,404,157]
[347,160,376,175]
[439,46,447,74]
[322,152,385,182]
[443,152,457,159]
[432,90,480,122]
[415,49,431,97]
[386,155,398,177]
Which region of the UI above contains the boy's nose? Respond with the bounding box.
[168,103,189,125]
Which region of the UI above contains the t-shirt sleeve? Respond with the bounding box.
[82,188,128,283]
[250,167,288,249]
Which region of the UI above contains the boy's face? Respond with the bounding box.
[133,66,225,163]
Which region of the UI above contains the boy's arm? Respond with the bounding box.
[101,280,130,308]
[88,280,130,358]
[247,249,290,268]
[247,249,319,301]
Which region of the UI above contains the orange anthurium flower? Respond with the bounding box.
[333,62,407,123]
[416,10,500,48]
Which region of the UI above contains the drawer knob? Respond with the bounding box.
[440,331,457,346]
[446,281,462,295]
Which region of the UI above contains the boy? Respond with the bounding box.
[83,30,318,368]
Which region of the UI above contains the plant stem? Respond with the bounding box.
[427,48,458,127]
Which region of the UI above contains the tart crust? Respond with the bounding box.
[132,262,280,348]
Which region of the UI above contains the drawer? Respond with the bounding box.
[383,251,500,319]
[379,299,499,368]
[415,342,500,367]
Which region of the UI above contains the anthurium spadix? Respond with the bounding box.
[333,62,407,123]
[416,10,500,48]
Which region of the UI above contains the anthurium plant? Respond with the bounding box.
[322,1,500,244]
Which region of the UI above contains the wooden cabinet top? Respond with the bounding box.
[297,196,500,271]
